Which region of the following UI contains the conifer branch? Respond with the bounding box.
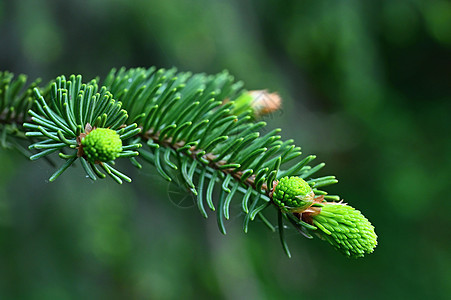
[0,67,377,258]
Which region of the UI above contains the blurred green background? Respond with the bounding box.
[1,0,450,299]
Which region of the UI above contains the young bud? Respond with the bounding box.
[310,203,377,258]
[81,128,122,163]
[232,90,281,118]
[272,176,314,212]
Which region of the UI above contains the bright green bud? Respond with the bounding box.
[81,128,122,163]
[272,176,314,211]
[311,203,377,258]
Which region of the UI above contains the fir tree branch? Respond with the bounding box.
[0,67,378,258]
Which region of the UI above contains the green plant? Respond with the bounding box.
[0,67,377,258]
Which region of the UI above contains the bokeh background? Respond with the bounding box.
[1,0,450,299]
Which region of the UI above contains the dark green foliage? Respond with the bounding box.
[0,72,46,156]
[23,75,141,183]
